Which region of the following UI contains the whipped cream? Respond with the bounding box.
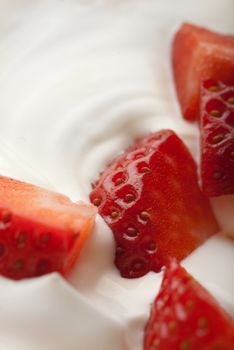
[0,1,233,349]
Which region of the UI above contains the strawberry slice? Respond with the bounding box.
[0,176,96,280]
[172,23,234,121]
[144,259,234,350]
[90,130,218,278]
[200,80,234,196]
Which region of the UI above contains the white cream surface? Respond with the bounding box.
[0,0,234,349]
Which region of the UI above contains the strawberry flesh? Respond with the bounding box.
[144,259,234,350]
[200,80,234,196]
[172,23,234,121]
[90,130,218,278]
[0,176,96,280]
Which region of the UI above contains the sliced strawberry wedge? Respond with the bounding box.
[172,23,234,121]
[144,260,234,350]
[90,130,218,278]
[200,80,234,196]
[0,176,96,280]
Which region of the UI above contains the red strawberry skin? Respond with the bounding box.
[172,23,234,121]
[200,80,234,196]
[90,130,218,278]
[144,260,234,350]
[0,176,96,280]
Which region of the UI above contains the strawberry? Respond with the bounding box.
[0,175,96,280]
[200,80,234,196]
[172,23,234,121]
[90,130,218,278]
[144,259,234,350]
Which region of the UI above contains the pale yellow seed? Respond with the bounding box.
[139,211,150,221]
[111,211,119,218]
[227,96,234,105]
[210,110,221,117]
[208,86,220,92]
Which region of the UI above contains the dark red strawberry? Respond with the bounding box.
[0,175,96,280]
[144,259,234,350]
[200,80,234,196]
[90,130,218,278]
[172,23,234,121]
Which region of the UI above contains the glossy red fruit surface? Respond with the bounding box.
[172,23,234,121]
[90,130,218,278]
[144,259,234,350]
[200,80,234,196]
[0,176,96,280]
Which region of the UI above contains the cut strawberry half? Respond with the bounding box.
[200,80,234,196]
[144,259,234,350]
[0,176,96,280]
[172,23,234,121]
[90,130,218,278]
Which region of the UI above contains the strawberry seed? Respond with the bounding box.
[17,232,27,248]
[139,166,150,173]
[227,97,234,105]
[213,171,224,180]
[112,171,126,186]
[14,259,24,271]
[115,178,123,185]
[126,227,138,238]
[93,198,101,206]
[208,86,221,92]
[212,134,225,144]
[139,211,150,221]
[125,193,135,203]
[39,233,50,247]
[111,211,119,219]
[198,317,209,330]
[168,320,177,332]
[145,241,157,253]
[185,299,195,312]
[210,110,221,117]
[180,339,190,350]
